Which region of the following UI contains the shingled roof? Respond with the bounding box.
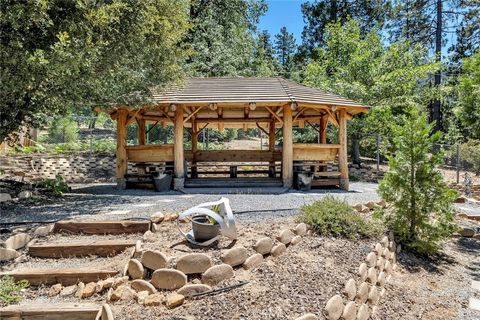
[151,77,368,109]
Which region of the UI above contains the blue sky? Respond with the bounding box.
[258,0,305,45]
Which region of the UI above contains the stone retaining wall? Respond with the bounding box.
[0,154,116,183]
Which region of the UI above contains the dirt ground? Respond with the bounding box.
[6,215,479,320]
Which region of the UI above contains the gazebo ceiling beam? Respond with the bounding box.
[265,106,283,124]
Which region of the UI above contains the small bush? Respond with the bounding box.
[0,276,28,305]
[300,195,382,239]
[35,175,69,195]
[460,139,480,175]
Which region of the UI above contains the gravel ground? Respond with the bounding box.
[0,182,380,224]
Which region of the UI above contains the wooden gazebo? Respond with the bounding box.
[105,77,368,191]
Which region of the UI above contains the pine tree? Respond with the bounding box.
[378,110,457,254]
[274,27,297,76]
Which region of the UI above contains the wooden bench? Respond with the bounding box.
[189,163,280,178]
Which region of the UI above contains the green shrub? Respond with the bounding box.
[47,117,79,143]
[300,195,382,239]
[460,139,480,175]
[0,276,28,305]
[35,175,69,195]
[378,111,457,254]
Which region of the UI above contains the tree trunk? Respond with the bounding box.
[351,134,361,165]
[432,0,442,132]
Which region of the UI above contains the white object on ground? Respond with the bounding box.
[177,197,237,246]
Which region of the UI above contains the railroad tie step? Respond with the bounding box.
[52,220,151,235]
[0,268,118,286]
[0,303,102,320]
[28,240,137,258]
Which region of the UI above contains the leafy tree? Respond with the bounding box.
[378,110,457,254]
[303,20,438,163]
[47,116,79,144]
[300,0,389,57]
[274,27,297,76]
[455,51,480,139]
[186,0,267,76]
[0,0,189,141]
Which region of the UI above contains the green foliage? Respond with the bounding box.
[460,139,480,175]
[0,276,29,305]
[300,195,383,239]
[455,52,480,139]
[274,26,297,76]
[378,111,458,254]
[35,175,69,196]
[47,117,79,144]
[0,0,189,140]
[186,0,267,76]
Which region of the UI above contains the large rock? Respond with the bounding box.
[112,276,128,289]
[277,229,295,244]
[0,248,19,261]
[82,282,96,298]
[271,243,286,257]
[127,259,145,279]
[0,193,12,203]
[144,293,164,306]
[242,253,263,270]
[356,304,370,320]
[358,263,368,282]
[291,236,302,245]
[294,223,308,236]
[324,294,344,320]
[374,243,383,254]
[365,252,376,267]
[178,284,211,297]
[5,233,31,250]
[365,201,375,209]
[143,230,155,242]
[176,253,212,274]
[60,285,77,296]
[376,257,385,272]
[201,264,234,286]
[18,191,32,199]
[166,293,185,309]
[380,236,389,247]
[459,227,475,237]
[131,279,157,294]
[344,278,356,300]
[377,271,386,287]
[75,282,85,298]
[151,269,187,290]
[368,286,379,305]
[220,246,248,267]
[141,250,168,270]
[48,283,62,297]
[367,267,377,285]
[253,237,273,255]
[356,282,369,303]
[150,212,165,223]
[342,301,357,320]
[34,225,51,237]
[110,285,135,302]
[384,261,392,274]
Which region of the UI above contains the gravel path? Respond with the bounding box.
[1,182,381,224]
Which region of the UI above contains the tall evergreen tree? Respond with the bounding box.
[186,0,267,76]
[251,30,279,76]
[274,27,297,76]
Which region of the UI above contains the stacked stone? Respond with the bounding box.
[320,234,399,320]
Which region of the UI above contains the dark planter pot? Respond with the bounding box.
[152,171,173,192]
[192,215,220,241]
[295,172,314,191]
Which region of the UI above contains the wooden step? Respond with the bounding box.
[185,177,283,188]
[0,268,118,286]
[0,303,100,320]
[311,178,340,187]
[52,220,151,235]
[314,171,341,177]
[28,240,137,258]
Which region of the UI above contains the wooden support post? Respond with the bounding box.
[136,118,147,174]
[116,109,128,189]
[191,118,198,178]
[282,104,293,188]
[174,105,184,189]
[320,114,328,144]
[338,109,349,190]
[269,119,276,177]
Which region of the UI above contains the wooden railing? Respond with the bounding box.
[126,144,338,163]
[292,144,340,161]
